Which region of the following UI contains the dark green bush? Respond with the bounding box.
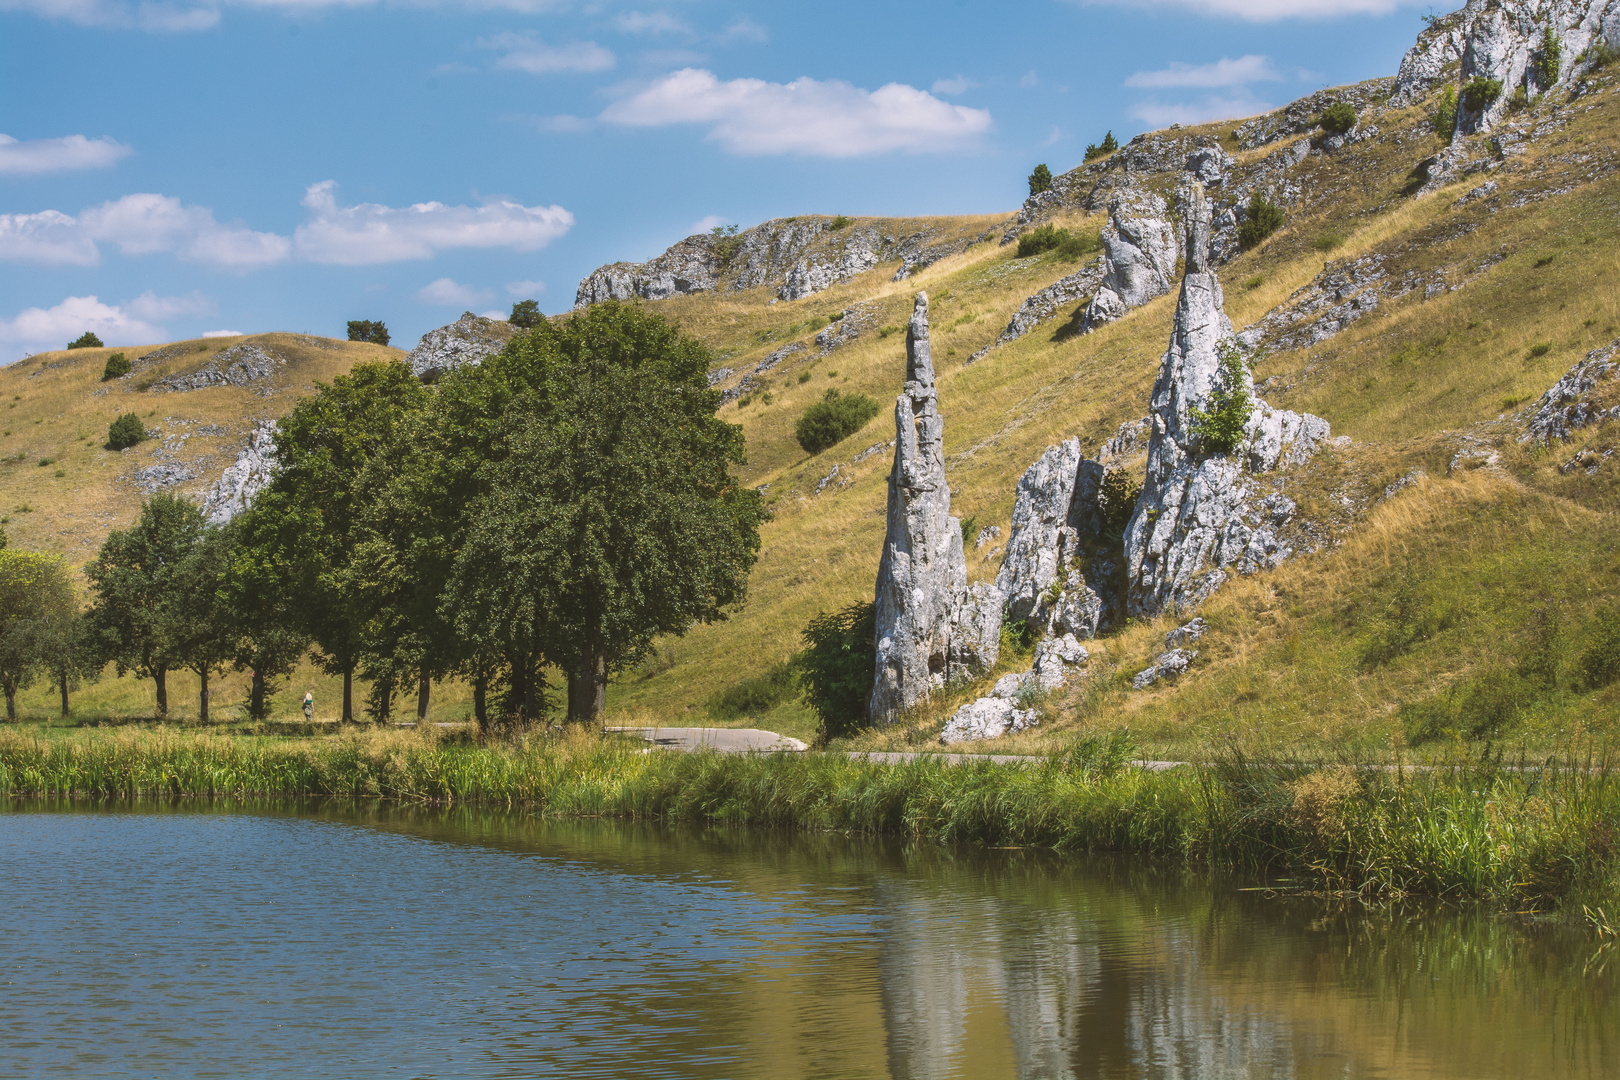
[1537,24,1562,86]
[1580,608,1620,689]
[107,412,146,450]
[1237,189,1284,250]
[795,601,875,742]
[1319,102,1357,134]
[346,320,390,346]
[1188,342,1253,454]
[828,215,853,230]
[1097,467,1142,541]
[1432,85,1458,138]
[1083,131,1118,162]
[508,300,543,328]
[1461,76,1504,112]
[68,332,103,350]
[707,662,798,721]
[794,389,880,455]
[1015,224,1098,260]
[101,352,130,381]
[1027,163,1052,196]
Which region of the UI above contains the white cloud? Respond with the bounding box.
[614,10,688,34]
[416,277,494,306]
[599,68,993,157]
[1041,125,1063,146]
[0,134,133,176]
[201,329,244,337]
[478,309,508,320]
[716,17,766,43]
[0,290,213,358]
[0,194,289,270]
[505,279,546,296]
[931,75,973,96]
[1127,92,1273,126]
[687,214,728,234]
[1125,54,1282,88]
[1074,0,1406,19]
[481,32,615,74]
[294,181,574,265]
[1019,71,1039,89]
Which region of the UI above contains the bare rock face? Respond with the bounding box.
[870,293,1001,723]
[1122,183,1330,618]
[989,259,1105,351]
[407,312,519,381]
[938,633,1089,744]
[150,343,283,394]
[994,439,1086,623]
[574,235,722,307]
[200,420,278,524]
[1082,191,1178,332]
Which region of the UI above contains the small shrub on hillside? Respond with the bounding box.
[1313,231,1346,252]
[1537,24,1563,86]
[68,332,103,350]
[828,215,853,230]
[958,515,977,549]
[1359,571,1435,668]
[1237,189,1284,250]
[1582,39,1619,71]
[508,299,543,328]
[1432,85,1458,138]
[1318,102,1357,134]
[1534,254,1556,268]
[794,389,880,455]
[1097,467,1141,541]
[1000,606,1037,655]
[796,601,876,742]
[1015,224,1098,260]
[1243,275,1265,290]
[708,662,798,721]
[1529,342,1553,358]
[346,320,390,346]
[1188,341,1253,455]
[1083,131,1118,162]
[797,371,812,384]
[107,412,146,450]
[1461,76,1504,112]
[1579,608,1620,689]
[101,352,130,381]
[1027,163,1053,196]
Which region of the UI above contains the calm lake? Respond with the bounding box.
[2,801,1614,1079]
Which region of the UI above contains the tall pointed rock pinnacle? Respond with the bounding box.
[1122,181,1331,617]
[870,293,999,724]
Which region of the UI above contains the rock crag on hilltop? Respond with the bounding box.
[870,293,1001,724]
[1122,184,1331,616]
[408,312,520,381]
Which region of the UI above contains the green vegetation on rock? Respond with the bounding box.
[1237,189,1285,250]
[1462,76,1505,112]
[1027,163,1053,196]
[1084,131,1118,162]
[1319,102,1357,134]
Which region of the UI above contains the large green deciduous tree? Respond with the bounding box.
[85,494,206,719]
[221,511,310,720]
[0,551,77,721]
[443,301,765,724]
[249,362,429,722]
[168,523,244,723]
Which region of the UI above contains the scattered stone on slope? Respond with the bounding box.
[938,633,1089,744]
[1132,648,1198,689]
[1236,255,1386,353]
[1234,82,1396,150]
[815,303,878,354]
[870,292,1001,723]
[707,367,734,387]
[1520,338,1620,442]
[974,525,1000,548]
[1082,191,1179,332]
[1165,617,1207,648]
[1122,182,1331,618]
[989,258,1104,350]
[200,420,279,524]
[150,343,284,394]
[782,238,880,301]
[132,462,198,493]
[754,342,804,374]
[720,374,760,405]
[407,312,519,380]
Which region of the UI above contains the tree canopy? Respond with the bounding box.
[0,551,76,721]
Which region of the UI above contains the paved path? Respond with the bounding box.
[608,727,1185,770]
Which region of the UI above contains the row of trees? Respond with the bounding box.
[62,302,765,726]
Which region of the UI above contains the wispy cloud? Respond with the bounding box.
[1127,92,1273,126]
[481,32,615,74]
[201,329,244,337]
[931,75,974,96]
[0,134,133,176]
[1072,0,1407,20]
[416,277,494,306]
[294,181,574,265]
[505,279,546,296]
[1,0,572,32]
[600,69,992,157]
[0,194,290,270]
[614,10,688,34]
[1125,54,1281,88]
[0,291,214,359]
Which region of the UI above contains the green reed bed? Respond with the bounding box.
[2,727,1616,919]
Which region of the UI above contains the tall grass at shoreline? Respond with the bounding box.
[2,726,1616,922]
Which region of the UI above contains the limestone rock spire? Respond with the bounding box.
[870,293,999,724]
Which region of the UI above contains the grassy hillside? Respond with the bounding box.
[5,71,1620,750]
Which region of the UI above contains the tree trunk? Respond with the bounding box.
[375,680,392,723]
[509,662,528,722]
[60,671,69,718]
[4,681,16,722]
[198,667,210,724]
[154,665,168,720]
[342,667,354,724]
[250,669,267,720]
[566,648,606,726]
[473,673,488,726]
[417,673,430,722]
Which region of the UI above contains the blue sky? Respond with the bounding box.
[0,0,1431,360]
